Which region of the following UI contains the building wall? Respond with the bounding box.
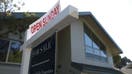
[56,25,80,74]
[56,20,116,74]
[70,20,114,68]
[0,63,20,74]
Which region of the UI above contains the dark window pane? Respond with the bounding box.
[0,39,9,62]
[8,40,22,63]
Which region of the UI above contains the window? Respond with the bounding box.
[8,40,22,63]
[84,24,107,62]
[0,39,22,64]
[0,39,9,62]
[84,33,92,47]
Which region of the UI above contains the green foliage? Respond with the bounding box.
[0,0,25,12]
[8,50,22,63]
[0,0,24,16]
[0,12,39,38]
[23,12,36,17]
[113,55,121,66]
[113,55,132,69]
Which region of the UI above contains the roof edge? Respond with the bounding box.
[79,12,123,54]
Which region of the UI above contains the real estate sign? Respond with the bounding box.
[29,34,56,74]
[26,1,60,40]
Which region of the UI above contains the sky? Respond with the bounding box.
[16,0,132,60]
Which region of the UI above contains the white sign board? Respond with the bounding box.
[26,1,60,41]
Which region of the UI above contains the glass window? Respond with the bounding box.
[85,46,94,54]
[100,51,107,58]
[84,24,107,62]
[8,40,22,63]
[0,39,22,63]
[93,42,100,49]
[84,33,92,47]
[94,49,101,56]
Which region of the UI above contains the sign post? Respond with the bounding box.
[20,1,79,73]
[26,1,60,41]
[22,1,60,74]
[29,34,56,74]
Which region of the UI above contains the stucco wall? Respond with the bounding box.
[56,25,80,74]
[0,63,20,74]
[70,20,114,68]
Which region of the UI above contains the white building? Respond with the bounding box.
[20,5,123,74]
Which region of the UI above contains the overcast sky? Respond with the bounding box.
[17,0,132,60]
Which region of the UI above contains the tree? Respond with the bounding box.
[113,55,121,67]
[0,0,24,16]
[0,0,26,39]
[113,55,132,69]
[0,12,39,39]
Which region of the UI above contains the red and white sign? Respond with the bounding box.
[26,1,60,40]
